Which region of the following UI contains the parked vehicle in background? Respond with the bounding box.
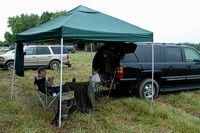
[0,46,10,52]
[9,45,15,50]
[93,42,200,99]
[0,47,3,52]
[65,45,76,53]
[0,45,71,71]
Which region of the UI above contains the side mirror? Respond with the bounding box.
[24,52,26,55]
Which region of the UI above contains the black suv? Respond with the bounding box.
[93,42,200,99]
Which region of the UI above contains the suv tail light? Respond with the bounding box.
[67,54,69,60]
[116,66,124,79]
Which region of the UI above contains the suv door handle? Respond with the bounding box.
[168,66,174,70]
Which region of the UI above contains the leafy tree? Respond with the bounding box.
[8,13,39,35]
[4,32,15,45]
[0,41,9,46]
[50,10,66,20]
[77,43,85,51]
[38,11,54,25]
[7,13,39,43]
[4,10,65,43]
[0,41,4,46]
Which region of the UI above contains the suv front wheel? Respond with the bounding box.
[138,78,159,99]
[6,61,14,71]
[49,60,60,70]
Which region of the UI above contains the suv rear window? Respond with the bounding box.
[51,47,67,54]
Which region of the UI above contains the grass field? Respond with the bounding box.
[0,51,200,133]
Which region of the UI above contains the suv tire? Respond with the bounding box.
[49,60,60,70]
[138,78,159,99]
[6,61,14,71]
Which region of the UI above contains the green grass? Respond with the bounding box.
[0,51,200,132]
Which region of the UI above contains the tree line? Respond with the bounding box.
[0,10,66,46]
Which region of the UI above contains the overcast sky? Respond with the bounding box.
[1,0,199,43]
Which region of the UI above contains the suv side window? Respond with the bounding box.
[26,47,36,55]
[134,45,161,62]
[51,47,67,54]
[165,47,183,62]
[37,47,50,55]
[184,47,200,62]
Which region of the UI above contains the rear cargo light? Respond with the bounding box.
[116,66,124,79]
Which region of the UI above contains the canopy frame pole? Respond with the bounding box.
[11,44,17,100]
[91,43,93,71]
[58,38,64,127]
[151,43,154,102]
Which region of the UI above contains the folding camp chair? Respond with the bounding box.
[51,88,76,126]
[63,81,95,113]
[34,76,60,108]
[51,81,95,126]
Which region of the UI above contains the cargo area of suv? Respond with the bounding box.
[93,42,200,99]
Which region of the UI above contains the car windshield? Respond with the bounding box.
[4,47,27,55]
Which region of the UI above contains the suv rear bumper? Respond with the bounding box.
[64,61,71,67]
[101,76,139,90]
[64,60,71,65]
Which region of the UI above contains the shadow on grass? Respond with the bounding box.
[99,88,137,100]
[99,87,200,100]
[159,88,200,97]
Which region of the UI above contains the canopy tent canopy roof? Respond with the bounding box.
[16,5,153,43]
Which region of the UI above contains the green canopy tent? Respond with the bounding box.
[13,5,153,127]
[16,5,153,43]
[15,5,153,76]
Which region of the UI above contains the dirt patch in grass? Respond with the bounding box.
[191,111,200,118]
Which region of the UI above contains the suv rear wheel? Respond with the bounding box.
[6,61,14,71]
[138,78,159,99]
[49,60,60,70]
